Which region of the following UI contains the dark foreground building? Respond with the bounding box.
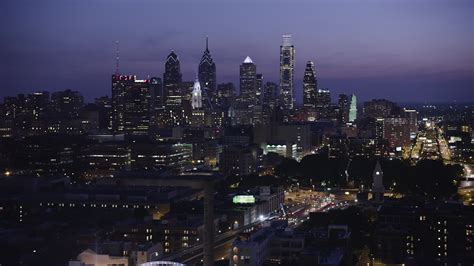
[373,199,474,265]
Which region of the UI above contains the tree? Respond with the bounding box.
[274,158,299,180]
[395,159,459,199]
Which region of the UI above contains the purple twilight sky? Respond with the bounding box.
[1,0,473,103]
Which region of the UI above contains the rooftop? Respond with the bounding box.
[243,56,253,64]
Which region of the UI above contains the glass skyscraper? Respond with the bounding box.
[303,61,317,107]
[338,94,350,124]
[239,56,257,108]
[279,35,295,110]
[111,75,152,135]
[163,50,182,87]
[198,37,216,105]
[163,51,182,108]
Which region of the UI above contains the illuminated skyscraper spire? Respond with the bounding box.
[198,36,216,104]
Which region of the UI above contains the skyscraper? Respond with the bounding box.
[279,35,295,110]
[163,51,182,87]
[349,94,357,122]
[163,51,182,107]
[198,37,216,104]
[256,74,263,106]
[383,117,411,149]
[315,88,331,118]
[239,56,257,108]
[149,77,162,106]
[112,75,152,135]
[338,94,350,124]
[303,61,317,107]
[263,82,278,110]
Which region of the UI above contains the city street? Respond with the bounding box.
[410,120,451,162]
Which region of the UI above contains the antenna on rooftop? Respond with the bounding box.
[115,40,120,75]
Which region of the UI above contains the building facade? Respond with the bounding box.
[239,57,257,109]
[349,94,357,123]
[111,75,152,136]
[198,37,216,105]
[303,61,317,108]
[279,35,295,110]
[338,94,350,124]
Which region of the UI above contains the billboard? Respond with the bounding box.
[233,195,256,204]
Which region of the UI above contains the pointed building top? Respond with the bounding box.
[243,56,253,64]
[205,36,209,51]
[193,78,201,91]
[372,159,385,203]
[374,160,382,175]
[167,50,179,62]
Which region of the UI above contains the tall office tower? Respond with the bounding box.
[163,51,182,87]
[349,94,357,122]
[149,77,163,107]
[279,35,295,110]
[338,94,350,124]
[256,74,263,105]
[303,61,317,107]
[375,118,385,140]
[383,117,411,149]
[315,88,331,118]
[263,82,278,109]
[216,83,236,110]
[163,51,182,106]
[403,108,418,137]
[95,96,113,130]
[262,83,275,112]
[111,75,152,135]
[239,56,257,108]
[198,37,216,103]
[51,90,84,118]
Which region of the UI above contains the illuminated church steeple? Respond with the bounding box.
[372,160,385,203]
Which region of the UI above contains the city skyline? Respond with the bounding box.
[1,0,473,104]
[1,1,473,265]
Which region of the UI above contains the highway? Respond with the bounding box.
[161,189,354,265]
[411,120,473,206]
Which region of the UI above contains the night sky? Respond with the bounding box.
[1,0,473,103]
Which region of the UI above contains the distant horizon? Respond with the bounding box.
[1,0,473,103]
[2,84,474,107]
